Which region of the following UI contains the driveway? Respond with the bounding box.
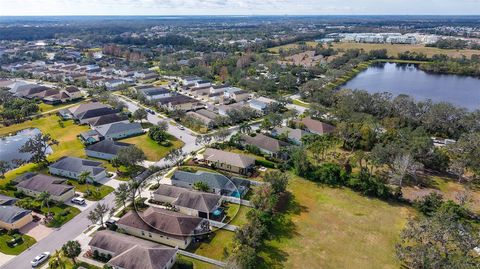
[19,218,54,241]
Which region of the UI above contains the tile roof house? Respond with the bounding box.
[117,207,209,249]
[85,139,131,160]
[153,184,222,219]
[171,170,250,196]
[271,126,308,145]
[240,134,289,157]
[93,122,144,140]
[0,205,33,230]
[15,173,75,202]
[48,156,107,182]
[295,117,335,135]
[202,148,255,175]
[89,230,178,269]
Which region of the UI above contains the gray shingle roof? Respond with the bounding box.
[240,134,289,153]
[0,194,17,206]
[0,205,31,224]
[86,140,131,155]
[87,113,129,127]
[68,102,108,117]
[94,122,143,137]
[16,173,73,196]
[49,156,105,176]
[76,107,119,121]
[172,171,250,193]
[203,148,255,169]
[154,184,221,213]
[273,126,307,142]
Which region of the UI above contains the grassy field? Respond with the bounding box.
[191,230,235,262]
[1,115,90,187]
[37,99,85,113]
[120,134,184,161]
[0,233,36,255]
[225,203,250,227]
[66,180,114,201]
[259,173,413,269]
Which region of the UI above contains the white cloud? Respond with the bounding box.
[0,0,479,15]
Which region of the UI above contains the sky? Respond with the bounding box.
[0,0,479,16]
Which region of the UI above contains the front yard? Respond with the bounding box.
[120,133,184,161]
[67,180,114,201]
[0,232,36,255]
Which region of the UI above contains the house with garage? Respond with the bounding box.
[48,156,107,182]
[157,95,200,112]
[93,121,144,140]
[87,113,129,128]
[294,117,335,135]
[104,79,126,90]
[85,139,132,160]
[117,207,209,249]
[181,76,202,86]
[153,184,222,219]
[15,173,75,202]
[0,205,33,230]
[240,134,289,158]
[139,87,172,101]
[170,170,251,197]
[271,126,308,145]
[223,87,249,102]
[249,96,276,114]
[89,230,178,269]
[202,148,255,175]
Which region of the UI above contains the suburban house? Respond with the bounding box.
[15,173,75,202]
[223,87,249,102]
[185,111,215,129]
[187,86,211,98]
[139,87,172,101]
[79,129,103,145]
[0,205,33,230]
[249,96,276,113]
[93,122,144,140]
[85,139,132,160]
[89,230,178,269]
[48,156,107,182]
[295,117,335,135]
[117,207,209,249]
[87,113,129,128]
[76,107,121,124]
[271,126,308,145]
[202,148,255,175]
[104,79,126,90]
[66,102,119,123]
[0,194,17,206]
[157,95,200,111]
[240,134,289,158]
[153,184,222,219]
[171,170,251,197]
[181,76,202,86]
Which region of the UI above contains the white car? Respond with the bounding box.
[178,126,185,130]
[31,252,50,267]
[71,197,86,205]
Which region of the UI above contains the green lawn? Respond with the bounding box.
[44,203,81,228]
[1,115,90,187]
[0,233,36,255]
[258,173,413,269]
[48,253,101,269]
[225,203,250,227]
[292,99,310,108]
[66,180,114,201]
[38,99,85,113]
[120,133,184,161]
[190,230,234,262]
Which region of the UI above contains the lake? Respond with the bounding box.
[341,62,480,110]
[0,128,52,170]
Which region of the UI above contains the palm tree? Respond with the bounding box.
[239,122,252,134]
[37,191,52,215]
[114,183,130,210]
[78,171,93,184]
[48,250,66,269]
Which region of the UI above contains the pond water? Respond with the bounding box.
[341,62,480,110]
[0,128,52,170]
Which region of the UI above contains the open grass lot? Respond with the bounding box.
[120,133,184,161]
[1,115,90,187]
[331,42,480,58]
[190,230,234,262]
[259,173,414,269]
[66,180,114,201]
[0,233,36,255]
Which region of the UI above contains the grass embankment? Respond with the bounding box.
[0,233,36,255]
[120,133,184,162]
[259,173,413,269]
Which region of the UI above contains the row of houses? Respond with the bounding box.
[0,80,83,105]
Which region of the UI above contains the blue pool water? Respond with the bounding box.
[231,191,241,198]
[213,209,222,216]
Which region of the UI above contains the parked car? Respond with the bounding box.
[31,252,50,267]
[71,197,86,205]
[146,109,155,114]
[178,125,185,130]
[105,219,116,228]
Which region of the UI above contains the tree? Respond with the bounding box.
[0,160,9,178]
[396,211,480,269]
[87,203,112,227]
[263,170,288,194]
[117,146,146,168]
[19,133,59,165]
[114,183,131,210]
[132,108,148,123]
[78,171,93,184]
[165,148,185,166]
[213,128,231,142]
[193,181,210,192]
[61,240,81,264]
[37,191,51,215]
[48,250,66,269]
[195,134,212,146]
[447,132,480,180]
[148,122,169,143]
[239,123,252,134]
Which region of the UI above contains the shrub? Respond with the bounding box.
[414,192,444,216]
[255,159,275,169]
[175,257,194,269]
[313,163,344,185]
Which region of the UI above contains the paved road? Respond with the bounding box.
[2,194,115,269]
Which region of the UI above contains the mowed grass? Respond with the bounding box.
[260,173,413,269]
[1,115,90,187]
[66,180,114,201]
[225,203,250,227]
[0,233,36,255]
[191,230,234,262]
[120,134,184,161]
